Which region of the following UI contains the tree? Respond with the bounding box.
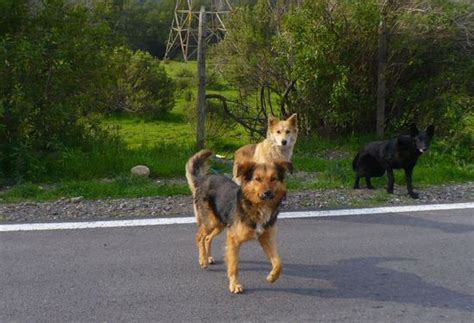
[0,0,118,180]
[211,0,473,137]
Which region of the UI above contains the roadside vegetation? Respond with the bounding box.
[0,0,472,203]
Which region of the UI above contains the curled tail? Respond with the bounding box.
[352,152,360,171]
[185,149,213,194]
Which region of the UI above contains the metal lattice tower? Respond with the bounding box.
[164,0,233,61]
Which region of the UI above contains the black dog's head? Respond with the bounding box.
[410,124,435,153]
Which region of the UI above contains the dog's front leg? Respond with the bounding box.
[258,226,282,283]
[225,230,243,294]
[404,167,419,199]
[386,167,395,194]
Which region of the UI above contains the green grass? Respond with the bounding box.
[163,60,196,78]
[1,135,471,203]
[102,112,194,148]
[287,137,474,191]
[0,178,189,203]
[1,60,473,203]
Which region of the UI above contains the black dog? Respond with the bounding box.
[352,124,434,199]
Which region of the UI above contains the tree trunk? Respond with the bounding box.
[376,14,387,137]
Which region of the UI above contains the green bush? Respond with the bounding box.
[214,0,473,140]
[0,0,119,183]
[108,47,176,118]
[173,67,195,90]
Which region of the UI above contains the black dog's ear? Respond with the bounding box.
[410,123,419,137]
[274,161,293,180]
[426,125,434,137]
[236,161,256,181]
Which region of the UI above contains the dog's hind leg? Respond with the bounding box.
[258,226,282,284]
[195,224,208,268]
[204,226,223,264]
[353,175,361,189]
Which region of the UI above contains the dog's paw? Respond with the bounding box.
[386,188,393,194]
[367,185,375,190]
[266,273,279,283]
[267,274,278,283]
[198,259,208,269]
[409,192,419,199]
[229,283,244,294]
[207,256,215,264]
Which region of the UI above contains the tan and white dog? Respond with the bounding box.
[233,114,298,184]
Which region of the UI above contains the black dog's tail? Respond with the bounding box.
[185,149,213,194]
[352,152,360,171]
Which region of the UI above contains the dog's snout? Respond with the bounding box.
[281,139,287,146]
[261,190,274,200]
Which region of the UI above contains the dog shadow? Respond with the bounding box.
[225,257,473,312]
[330,212,474,234]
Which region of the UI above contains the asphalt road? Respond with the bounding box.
[1,209,473,322]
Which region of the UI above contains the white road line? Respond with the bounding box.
[0,202,473,232]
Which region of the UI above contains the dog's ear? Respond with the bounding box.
[426,125,434,137]
[268,115,279,128]
[287,113,297,127]
[236,161,256,181]
[410,123,419,137]
[274,161,293,180]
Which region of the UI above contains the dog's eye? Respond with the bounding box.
[254,177,263,182]
[285,130,290,134]
[277,130,281,134]
[270,177,277,182]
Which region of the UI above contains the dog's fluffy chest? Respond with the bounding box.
[254,140,292,163]
[253,205,274,235]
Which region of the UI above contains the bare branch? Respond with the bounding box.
[205,93,266,137]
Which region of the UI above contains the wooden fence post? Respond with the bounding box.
[196,6,206,149]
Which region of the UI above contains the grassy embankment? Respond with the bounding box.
[1,61,472,203]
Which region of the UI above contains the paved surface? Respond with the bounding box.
[1,209,473,322]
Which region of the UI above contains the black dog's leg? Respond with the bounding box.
[365,176,375,189]
[405,167,419,199]
[386,168,394,194]
[353,176,361,189]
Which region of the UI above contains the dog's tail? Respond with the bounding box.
[185,149,213,194]
[352,152,360,171]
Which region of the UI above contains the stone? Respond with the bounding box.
[69,196,83,203]
[131,165,150,177]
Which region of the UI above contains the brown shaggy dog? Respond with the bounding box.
[186,149,291,294]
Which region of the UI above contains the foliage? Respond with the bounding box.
[108,47,176,118]
[212,0,473,140]
[0,0,119,183]
[101,0,231,58]
[101,0,176,58]
[186,98,238,142]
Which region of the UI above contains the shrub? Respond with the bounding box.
[185,98,237,142]
[108,47,176,118]
[174,67,195,90]
[0,0,119,183]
